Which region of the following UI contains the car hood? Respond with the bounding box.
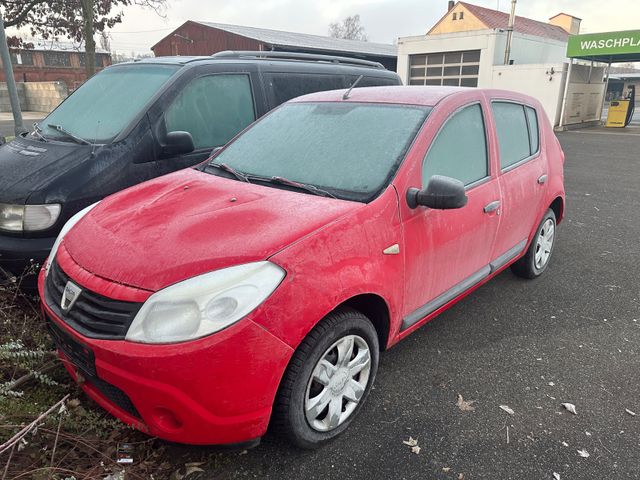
[0,136,92,203]
[64,168,361,291]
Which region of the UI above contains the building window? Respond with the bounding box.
[43,51,71,67]
[9,51,34,66]
[452,13,457,20]
[409,49,480,87]
[79,53,105,68]
[459,11,464,19]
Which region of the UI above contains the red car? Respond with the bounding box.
[40,86,565,449]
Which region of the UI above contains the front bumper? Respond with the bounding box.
[0,233,54,282]
[38,266,294,445]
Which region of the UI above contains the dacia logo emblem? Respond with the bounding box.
[61,281,82,312]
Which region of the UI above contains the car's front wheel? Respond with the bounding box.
[511,208,557,279]
[273,308,379,449]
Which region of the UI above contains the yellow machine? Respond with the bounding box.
[605,100,631,128]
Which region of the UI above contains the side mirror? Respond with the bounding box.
[162,131,195,156]
[406,175,468,210]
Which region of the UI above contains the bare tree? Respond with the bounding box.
[1,0,167,78]
[328,14,367,41]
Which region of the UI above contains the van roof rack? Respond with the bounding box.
[211,51,385,70]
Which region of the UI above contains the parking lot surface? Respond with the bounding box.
[164,129,640,479]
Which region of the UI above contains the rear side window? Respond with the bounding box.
[165,74,255,149]
[492,102,534,169]
[422,103,488,187]
[266,73,345,105]
[525,106,539,154]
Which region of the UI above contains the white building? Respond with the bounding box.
[397,2,604,128]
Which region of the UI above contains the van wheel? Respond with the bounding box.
[273,308,379,449]
[511,209,557,279]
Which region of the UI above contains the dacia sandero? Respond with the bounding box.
[40,86,565,449]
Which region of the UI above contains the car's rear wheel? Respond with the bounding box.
[273,308,379,449]
[511,208,557,279]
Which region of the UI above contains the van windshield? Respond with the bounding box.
[40,64,180,144]
[208,102,430,202]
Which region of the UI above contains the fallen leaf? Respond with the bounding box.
[411,445,421,454]
[67,398,81,409]
[457,394,476,412]
[403,436,418,447]
[562,403,577,415]
[625,409,636,416]
[443,467,451,472]
[553,473,561,480]
[499,405,515,415]
[577,448,590,458]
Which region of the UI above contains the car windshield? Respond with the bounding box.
[209,102,430,201]
[40,63,180,144]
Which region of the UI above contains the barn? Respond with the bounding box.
[150,21,397,71]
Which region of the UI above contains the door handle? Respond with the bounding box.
[483,200,500,213]
[537,174,548,184]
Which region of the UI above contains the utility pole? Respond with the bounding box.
[503,0,516,65]
[0,11,26,137]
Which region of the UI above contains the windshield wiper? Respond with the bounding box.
[31,122,48,142]
[209,162,250,182]
[47,123,92,145]
[253,175,337,199]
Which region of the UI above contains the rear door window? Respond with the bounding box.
[265,73,346,106]
[422,103,488,187]
[492,102,532,169]
[165,74,256,150]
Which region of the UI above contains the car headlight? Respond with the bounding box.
[44,203,98,277]
[125,262,286,344]
[0,203,62,232]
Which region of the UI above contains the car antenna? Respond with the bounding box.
[343,75,363,100]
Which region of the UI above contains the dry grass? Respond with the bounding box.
[0,277,177,479]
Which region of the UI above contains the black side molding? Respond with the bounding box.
[400,266,490,332]
[489,239,527,273]
[400,239,527,332]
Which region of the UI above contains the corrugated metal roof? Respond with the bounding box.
[459,2,569,42]
[195,21,397,58]
[19,38,109,54]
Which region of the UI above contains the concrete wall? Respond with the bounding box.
[493,31,567,65]
[0,81,68,113]
[492,63,566,126]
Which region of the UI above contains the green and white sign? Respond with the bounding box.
[567,30,640,58]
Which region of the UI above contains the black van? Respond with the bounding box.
[0,51,401,285]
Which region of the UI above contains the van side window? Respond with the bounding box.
[525,106,539,154]
[165,74,255,149]
[265,73,345,106]
[492,102,532,169]
[346,75,400,88]
[422,103,488,187]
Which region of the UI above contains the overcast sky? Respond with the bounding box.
[10,0,640,54]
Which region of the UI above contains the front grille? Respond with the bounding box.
[47,315,141,419]
[45,259,142,340]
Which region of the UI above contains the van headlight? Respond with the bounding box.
[44,203,98,277]
[0,203,61,232]
[125,262,286,344]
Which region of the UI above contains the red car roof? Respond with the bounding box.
[292,86,465,106]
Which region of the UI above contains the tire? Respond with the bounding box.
[511,208,557,279]
[272,307,379,449]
